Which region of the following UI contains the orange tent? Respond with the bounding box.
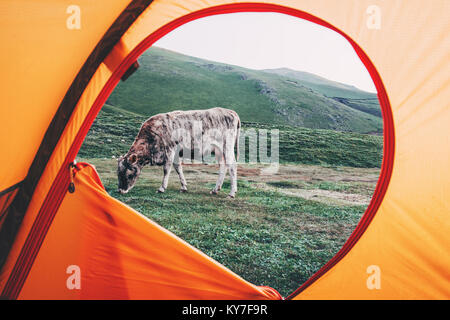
[0,0,448,299]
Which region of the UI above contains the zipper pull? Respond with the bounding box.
[68,161,77,193]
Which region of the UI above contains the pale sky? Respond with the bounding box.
[154,12,377,93]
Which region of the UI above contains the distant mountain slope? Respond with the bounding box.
[262,68,381,117]
[261,68,373,98]
[106,47,383,134]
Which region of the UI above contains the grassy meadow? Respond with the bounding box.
[77,104,382,297]
[77,158,379,297]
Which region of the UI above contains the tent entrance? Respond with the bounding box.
[1,3,394,300]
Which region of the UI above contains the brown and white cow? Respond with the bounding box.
[117,107,240,198]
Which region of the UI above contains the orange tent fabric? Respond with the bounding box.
[0,0,449,299]
[18,163,280,299]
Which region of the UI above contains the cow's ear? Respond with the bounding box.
[129,153,137,164]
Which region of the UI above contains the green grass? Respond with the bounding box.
[240,121,382,167]
[81,158,371,297]
[79,104,383,168]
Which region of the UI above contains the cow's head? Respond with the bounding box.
[117,153,142,194]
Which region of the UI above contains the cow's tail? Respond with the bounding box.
[235,117,240,162]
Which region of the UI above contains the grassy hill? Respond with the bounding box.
[79,104,383,168]
[263,68,382,117]
[106,47,383,134]
[262,67,376,99]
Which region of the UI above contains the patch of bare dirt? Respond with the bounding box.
[280,188,371,206]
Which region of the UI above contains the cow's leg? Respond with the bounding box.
[158,151,175,193]
[224,146,237,198]
[158,162,172,193]
[226,162,237,198]
[173,162,187,192]
[210,148,226,195]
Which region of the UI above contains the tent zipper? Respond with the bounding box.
[68,161,77,193]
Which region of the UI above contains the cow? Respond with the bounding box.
[117,107,241,198]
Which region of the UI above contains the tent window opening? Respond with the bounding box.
[76,12,384,297]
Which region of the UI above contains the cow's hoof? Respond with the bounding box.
[210,190,218,195]
[180,189,187,193]
[227,194,235,199]
[157,188,165,193]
